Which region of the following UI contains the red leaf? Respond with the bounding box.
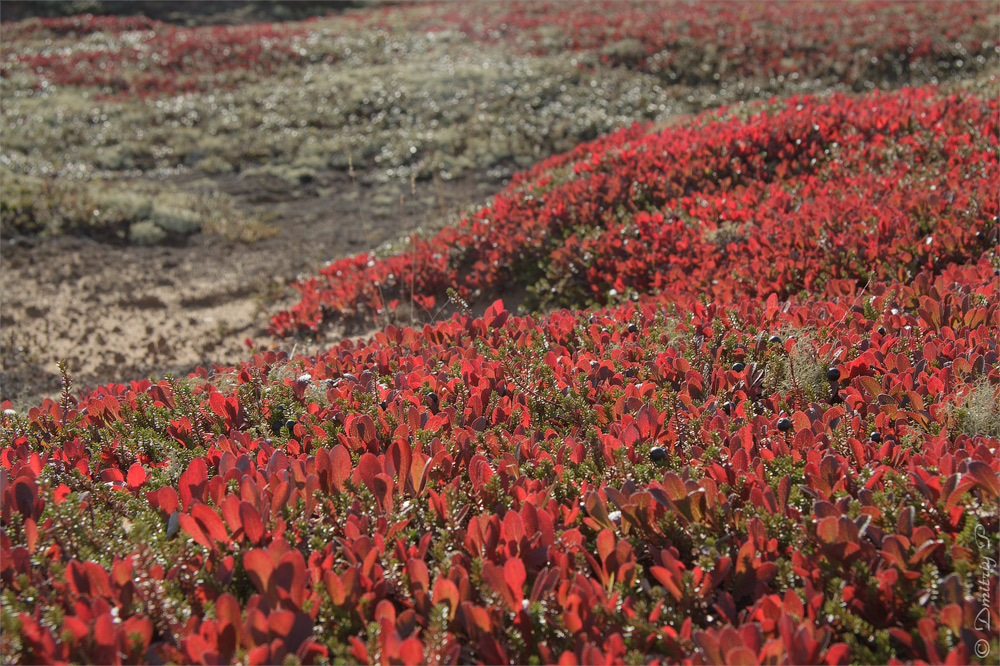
[485,299,509,329]
[94,613,116,648]
[432,578,460,619]
[596,529,615,563]
[636,403,659,439]
[100,468,125,484]
[823,643,851,665]
[330,445,351,493]
[347,414,377,444]
[102,395,121,421]
[240,502,265,546]
[126,463,146,491]
[220,494,242,534]
[790,411,811,433]
[777,475,790,511]
[117,616,154,660]
[650,565,684,601]
[270,480,292,518]
[273,550,308,609]
[504,558,526,609]
[400,638,424,666]
[53,484,70,505]
[482,562,518,612]
[388,439,412,494]
[856,376,882,398]
[247,645,271,666]
[345,563,367,600]
[939,605,963,635]
[67,560,111,598]
[24,518,37,553]
[725,646,757,666]
[793,429,815,449]
[662,472,687,500]
[147,486,179,515]
[178,458,208,511]
[266,610,312,653]
[209,392,228,420]
[191,503,229,544]
[374,598,396,625]
[12,478,37,519]
[373,472,394,513]
[216,593,242,635]
[243,549,273,598]
[350,636,370,664]
[816,516,841,544]
[407,558,430,595]
[62,616,90,644]
[178,513,213,551]
[356,453,380,495]
[323,572,344,607]
[966,461,999,500]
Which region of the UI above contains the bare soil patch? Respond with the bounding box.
[1,168,503,409]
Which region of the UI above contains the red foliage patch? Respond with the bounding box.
[1,9,998,662]
[272,86,997,336]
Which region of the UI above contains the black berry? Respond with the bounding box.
[870,432,882,442]
[722,401,734,415]
[877,327,886,335]
[284,420,296,432]
[776,417,793,432]
[649,446,667,462]
[628,323,638,334]
[826,367,841,381]
[768,335,782,344]
[269,406,285,435]
[732,362,746,372]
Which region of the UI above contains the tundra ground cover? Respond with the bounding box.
[2,1,996,241]
[270,86,999,336]
[2,84,999,664]
[397,0,997,90]
[2,263,998,664]
[4,0,996,419]
[2,2,1000,665]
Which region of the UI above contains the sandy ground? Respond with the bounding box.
[1,169,502,409]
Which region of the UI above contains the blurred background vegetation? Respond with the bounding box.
[1,1,372,24]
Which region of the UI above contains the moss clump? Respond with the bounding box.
[150,203,201,235]
[128,220,167,245]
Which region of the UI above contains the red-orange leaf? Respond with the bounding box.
[191,503,229,543]
[240,501,265,545]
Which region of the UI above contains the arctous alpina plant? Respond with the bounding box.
[2,3,998,665]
